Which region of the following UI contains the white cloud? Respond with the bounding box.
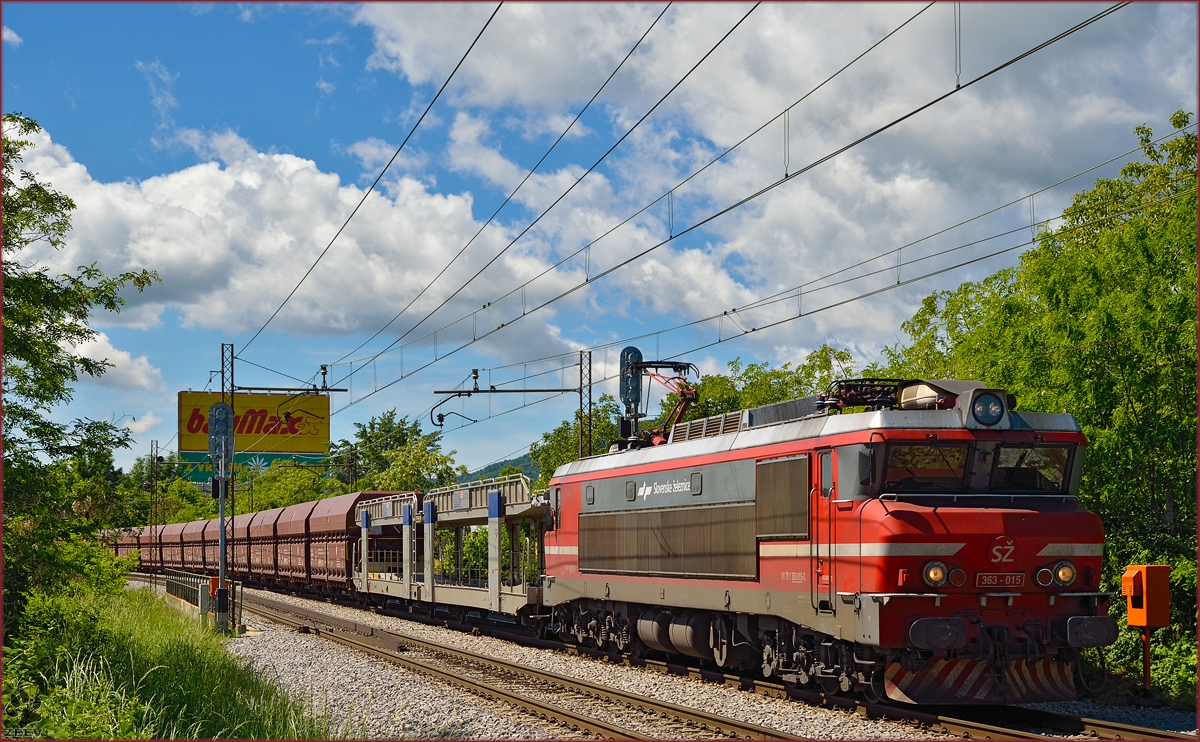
[17,126,584,367]
[3,26,23,47]
[15,3,1198,390]
[135,58,179,130]
[316,78,335,94]
[124,410,163,434]
[72,333,165,391]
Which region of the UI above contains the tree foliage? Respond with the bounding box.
[327,409,425,487]
[2,113,158,633]
[233,460,347,514]
[372,434,467,492]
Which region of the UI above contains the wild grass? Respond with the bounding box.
[3,586,345,739]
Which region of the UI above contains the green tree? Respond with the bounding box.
[327,409,426,487]
[2,113,158,631]
[372,434,467,492]
[235,460,346,513]
[529,394,621,489]
[882,112,1196,703]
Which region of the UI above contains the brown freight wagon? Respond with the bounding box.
[249,506,285,581]
[183,520,208,572]
[230,512,254,578]
[276,500,319,582]
[161,522,187,569]
[309,492,407,589]
[203,518,226,575]
[139,525,165,571]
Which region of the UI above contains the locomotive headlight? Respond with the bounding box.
[923,561,948,587]
[971,393,1005,426]
[1053,560,1077,586]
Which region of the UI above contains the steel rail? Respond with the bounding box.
[241,599,651,739]
[240,592,806,740]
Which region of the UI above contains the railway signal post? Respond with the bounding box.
[208,400,235,634]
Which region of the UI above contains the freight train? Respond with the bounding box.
[116,371,1118,706]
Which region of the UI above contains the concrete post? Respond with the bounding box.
[454,527,463,584]
[402,504,413,588]
[488,491,502,613]
[423,501,435,603]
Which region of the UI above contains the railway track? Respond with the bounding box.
[239,592,803,740]
[131,574,1194,741]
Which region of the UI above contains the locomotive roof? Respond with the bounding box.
[554,406,1081,480]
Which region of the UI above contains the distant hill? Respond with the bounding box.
[460,452,537,483]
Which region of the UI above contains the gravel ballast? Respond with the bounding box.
[230,615,576,739]
[236,589,945,740]
[1020,700,1197,735]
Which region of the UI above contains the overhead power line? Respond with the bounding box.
[433,185,1194,439]
[330,3,674,369]
[238,2,504,356]
[473,182,1196,390]
[345,120,1191,373]
[325,2,1130,413]
[329,2,762,388]
[329,0,931,382]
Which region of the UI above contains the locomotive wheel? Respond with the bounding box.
[818,675,840,695]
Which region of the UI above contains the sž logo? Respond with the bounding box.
[988,535,1017,564]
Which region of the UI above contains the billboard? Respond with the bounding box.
[178,391,331,454]
[177,451,328,486]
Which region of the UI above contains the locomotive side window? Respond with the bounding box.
[585,485,595,505]
[836,443,878,499]
[883,444,969,492]
[992,445,1071,492]
[820,452,833,498]
[757,456,809,539]
[690,472,702,495]
[625,481,636,501]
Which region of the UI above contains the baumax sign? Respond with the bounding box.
[177,391,331,454]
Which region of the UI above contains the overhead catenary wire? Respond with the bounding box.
[328,2,762,388]
[362,121,1194,376]
[435,185,1195,444]
[468,183,1197,391]
[237,2,504,356]
[330,1,931,384]
[330,2,674,369]
[326,2,1131,414]
[346,175,1193,440]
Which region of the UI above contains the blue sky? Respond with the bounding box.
[3,2,1196,473]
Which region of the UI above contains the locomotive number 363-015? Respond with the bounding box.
[975,572,1025,588]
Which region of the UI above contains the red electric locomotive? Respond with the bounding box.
[540,368,1117,704]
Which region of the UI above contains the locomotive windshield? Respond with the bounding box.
[991,444,1071,492]
[872,441,1078,496]
[882,444,969,492]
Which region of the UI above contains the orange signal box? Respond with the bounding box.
[1121,564,1170,628]
[209,576,220,600]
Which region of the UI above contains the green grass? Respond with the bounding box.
[3,586,347,739]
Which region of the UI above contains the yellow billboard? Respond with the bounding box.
[178,392,331,454]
